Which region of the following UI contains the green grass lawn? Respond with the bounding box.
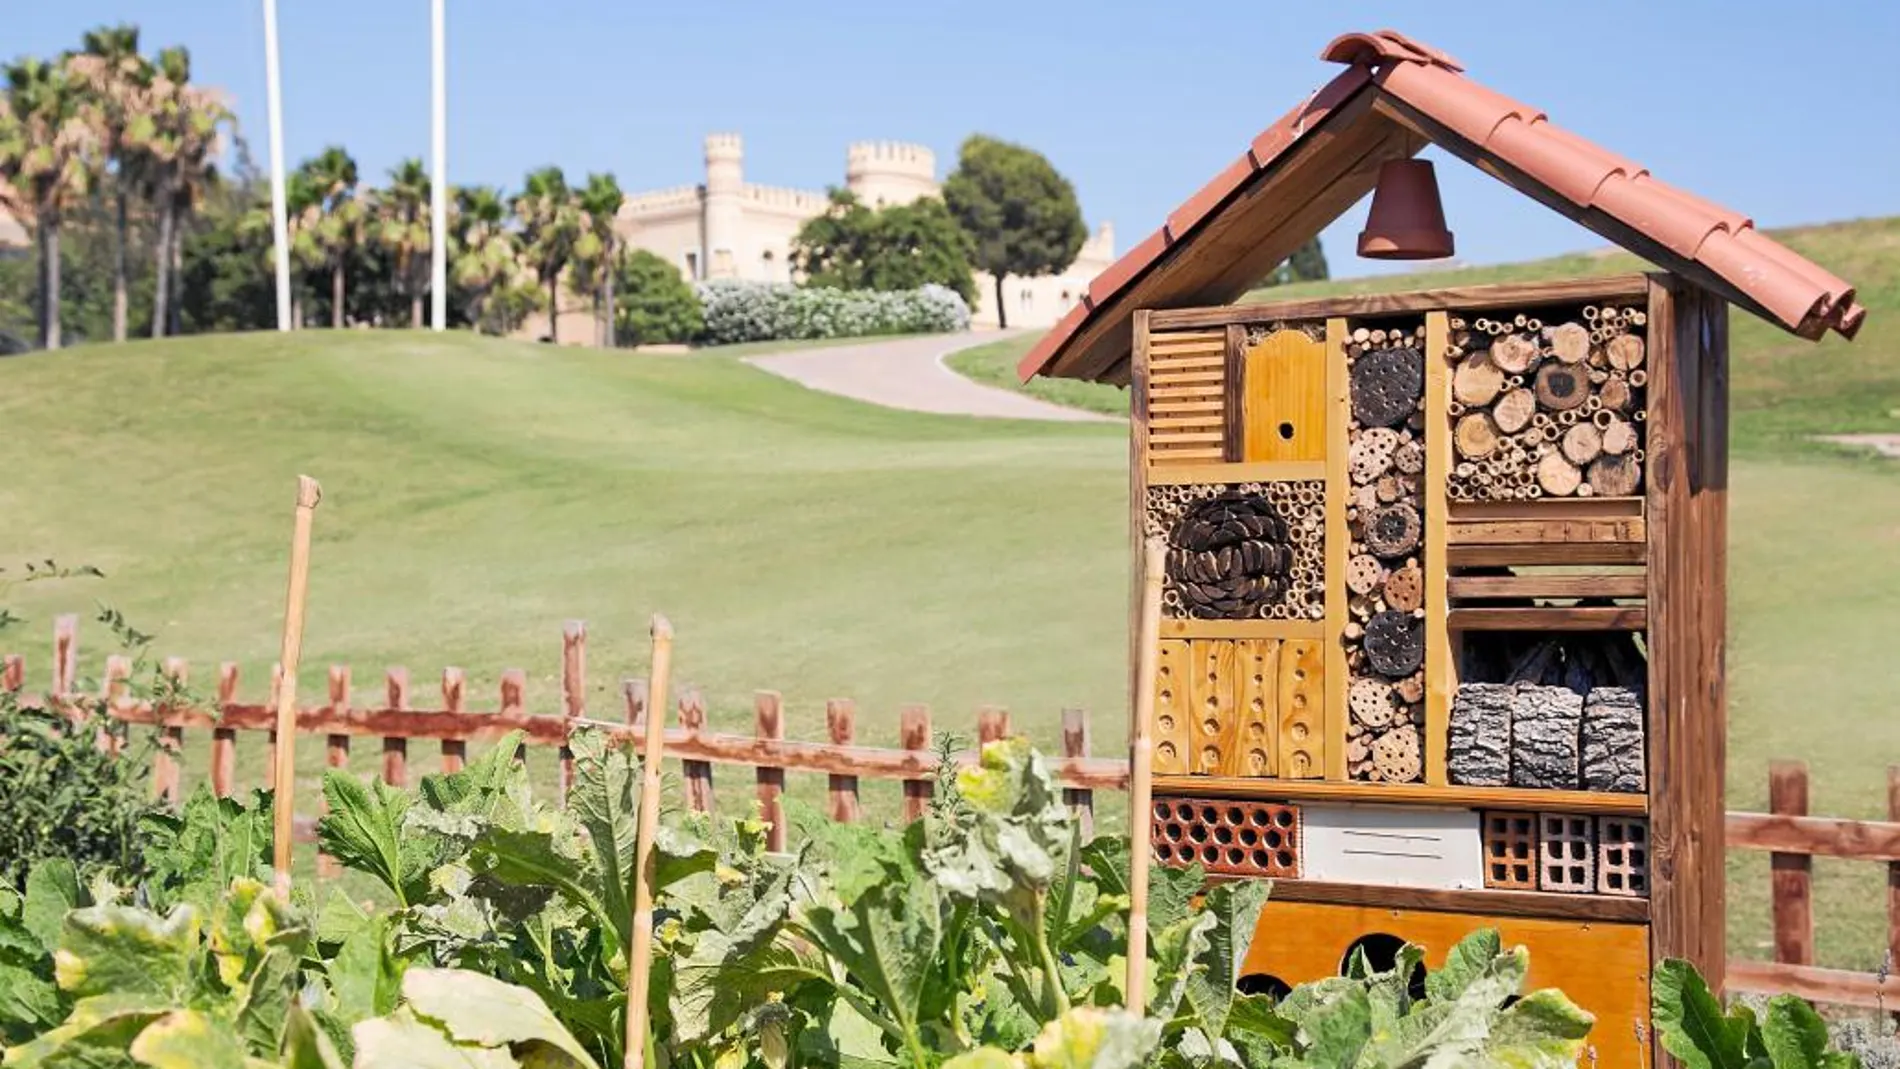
[3,217,1898,967]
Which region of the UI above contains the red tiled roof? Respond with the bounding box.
[1021,29,1864,383]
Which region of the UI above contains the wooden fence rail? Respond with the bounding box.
[6,618,1898,1009]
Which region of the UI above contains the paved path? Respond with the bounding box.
[747,332,1112,422]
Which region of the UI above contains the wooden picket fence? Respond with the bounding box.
[6,615,1900,1010]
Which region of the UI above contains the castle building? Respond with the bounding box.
[611,134,1115,331]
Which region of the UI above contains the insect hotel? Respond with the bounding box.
[1019,30,1864,1067]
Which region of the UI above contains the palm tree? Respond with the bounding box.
[569,172,624,347]
[67,23,150,343]
[244,169,323,328]
[512,166,577,342]
[0,57,94,349]
[140,47,229,338]
[374,159,432,328]
[299,146,363,327]
[450,184,522,334]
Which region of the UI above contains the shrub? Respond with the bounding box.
[613,248,703,346]
[695,280,970,345]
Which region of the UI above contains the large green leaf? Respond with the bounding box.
[53,905,197,1002]
[926,739,1071,911]
[2,993,168,1069]
[22,862,80,956]
[799,877,943,1058]
[941,1050,1019,1069]
[1477,989,1596,1069]
[281,1005,348,1069]
[466,828,610,937]
[1425,929,1502,1004]
[233,946,301,1056]
[1180,880,1268,1040]
[1290,982,1371,1068]
[564,728,636,948]
[324,913,403,1025]
[137,789,271,913]
[1760,995,1854,1069]
[401,968,600,1069]
[317,773,430,908]
[352,1009,517,1069]
[1023,1007,1160,1069]
[126,1010,247,1069]
[1653,959,1752,1069]
[0,963,63,1035]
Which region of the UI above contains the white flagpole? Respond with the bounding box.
[429,0,448,330]
[263,0,292,331]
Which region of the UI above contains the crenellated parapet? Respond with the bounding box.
[742,183,830,214]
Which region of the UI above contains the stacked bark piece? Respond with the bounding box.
[1443,306,1648,500]
[1342,324,1428,783]
[1447,632,1647,792]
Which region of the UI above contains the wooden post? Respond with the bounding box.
[271,474,322,898]
[440,667,466,772]
[500,669,527,764]
[755,691,786,851]
[383,667,409,786]
[625,615,675,1069]
[1769,761,1813,968]
[1062,708,1094,839]
[977,705,1010,746]
[900,703,932,822]
[1127,538,1167,1013]
[1646,277,1730,992]
[623,676,648,731]
[53,614,76,696]
[827,699,860,823]
[319,665,350,878]
[2,654,23,691]
[560,621,585,797]
[100,655,130,753]
[213,664,238,797]
[1887,766,1900,981]
[678,688,712,813]
[153,657,187,805]
[266,662,284,790]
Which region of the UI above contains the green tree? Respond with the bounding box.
[177,160,275,334]
[374,158,431,328]
[67,23,150,343]
[611,247,701,346]
[791,188,974,303]
[942,134,1085,329]
[0,57,94,349]
[138,47,228,337]
[569,172,623,346]
[1257,236,1330,288]
[450,183,528,334]
[299,145,364,328]
[512,165,577,342]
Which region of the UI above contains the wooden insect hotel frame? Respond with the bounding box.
[1020,29,1864,1068]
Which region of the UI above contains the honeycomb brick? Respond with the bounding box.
[1481,810,1539,890]
[1151,795,1300,879]
[1537,813,1596,893]
[1596,816,1651,897]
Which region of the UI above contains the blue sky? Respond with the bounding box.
[14,1,1899,277]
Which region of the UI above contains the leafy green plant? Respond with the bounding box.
[1653,959,1864,1069]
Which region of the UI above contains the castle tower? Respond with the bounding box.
[702,133,744,279]
[844,141,938,207]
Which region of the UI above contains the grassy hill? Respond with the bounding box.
[2,217,1896,966]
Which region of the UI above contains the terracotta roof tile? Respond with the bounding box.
[1020,29,1862,382]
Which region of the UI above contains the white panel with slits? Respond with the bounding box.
[1299,804,1485,889]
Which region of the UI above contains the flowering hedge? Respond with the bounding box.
[695,281,970,345]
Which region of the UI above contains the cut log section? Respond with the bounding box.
[1598,375,1633,413]
[1546,322,1590,364]
[1492,388,1537,435]
[1601,419,1638,456]
[1348,428,1401,484]
[1370,724,1423,783]
[1345,554,1386,596]
[1454,411,1501,460]
[1535,451,1583,497]
[1606,333,1646,371]
[1362,503,1422,559]
[1587,453,1641,497]
[1490,332,1539,374]
[1350,347,1424,428]
[1560,422,1604,466]
[1382,563,1423,613]
[1448,683,1512,787]
[1349,677,1399,729]
[1452,352,1505,407]
[1533,363,1589,411]
[1362,610,1425,677]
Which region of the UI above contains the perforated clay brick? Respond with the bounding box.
[1152,795,1300,878]
[1481,811,1539,890]
[1596,816,1650,897]
[1537,813,1596,893]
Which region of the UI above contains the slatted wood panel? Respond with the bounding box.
[1145,329,1228,465]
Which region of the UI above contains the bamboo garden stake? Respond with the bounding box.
[625,614,675,1069]
[1125,538,1166,1013]
[271,475,322,898]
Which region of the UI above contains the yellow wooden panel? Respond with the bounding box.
[1152,640,1190,775]
[1189,639,1238,776]
[1226,639,1281,777]
[1242,901,1651,1069]
[1276,638,1325,779]
[1423,310,1452,786]
[1242,329,1328,463]
[1322,317,1350,781]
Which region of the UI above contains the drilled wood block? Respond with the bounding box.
[1481,811,1540,890]
[1596,816,1650,898]
[1152,640,1191,775]
[1538,813,1596,893]
[1276,639,1325,780]
[1151,795,1300,878]
[1190,639,1239,775]
[1229,639,1280,777]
